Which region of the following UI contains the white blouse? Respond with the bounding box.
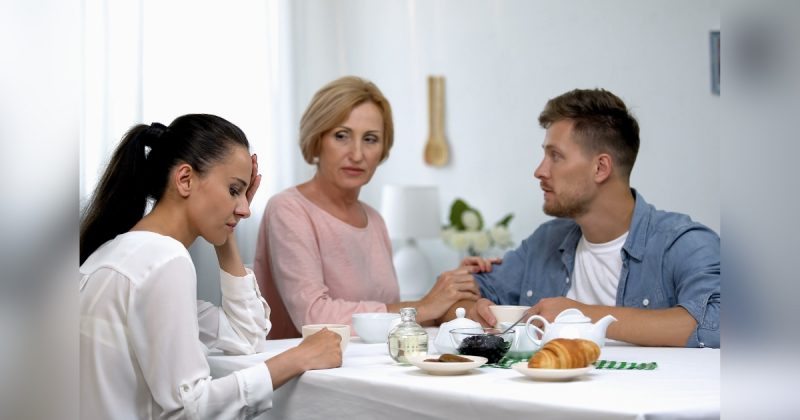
[80,231,273,420]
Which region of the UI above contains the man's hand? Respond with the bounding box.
[527,297,587,322]
[465,298,497,327]
[458,256,502,273]
[525,298,697,347]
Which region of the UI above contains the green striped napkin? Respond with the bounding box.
[593,360,657,370]
[483,356,658,370]
[482,355,529,369]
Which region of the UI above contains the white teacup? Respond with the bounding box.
[488,305,529,329]
[301,324,350,353]
[352,312,401,343]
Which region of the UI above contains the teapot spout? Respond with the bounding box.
[594,314,617,336]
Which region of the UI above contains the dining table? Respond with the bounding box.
[207,327,720,420]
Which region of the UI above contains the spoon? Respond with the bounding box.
[497,311,532,335]
[423,75,449,166]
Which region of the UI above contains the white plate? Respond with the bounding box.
[510,362,594,381]
[406,354,487,375]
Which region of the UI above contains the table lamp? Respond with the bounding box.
[381,185,441,301]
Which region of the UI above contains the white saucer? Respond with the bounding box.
[510,362,594,381]
[406,354,487,375]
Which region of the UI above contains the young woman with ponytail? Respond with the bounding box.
[79,114,342,419]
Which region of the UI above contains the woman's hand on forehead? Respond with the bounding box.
[246,153,262,204]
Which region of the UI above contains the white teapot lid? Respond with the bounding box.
[440,307,481,330]
[433,308,480,354]
[554,308,591,323]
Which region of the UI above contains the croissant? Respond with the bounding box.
[528,338,601,369]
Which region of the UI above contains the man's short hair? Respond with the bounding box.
[538,88,640,179]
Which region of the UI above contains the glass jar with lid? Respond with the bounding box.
[387,307,428,364]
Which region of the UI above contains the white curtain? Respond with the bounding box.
[81,0,295,304]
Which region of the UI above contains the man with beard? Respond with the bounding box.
[438,88,720,348]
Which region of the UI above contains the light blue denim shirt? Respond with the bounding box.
[476,190,720,348]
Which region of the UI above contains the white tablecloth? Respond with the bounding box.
[207,328,719,420]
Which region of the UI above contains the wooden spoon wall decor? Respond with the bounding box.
[424,75,450,166]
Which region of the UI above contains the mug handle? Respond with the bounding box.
[525,315,548,347]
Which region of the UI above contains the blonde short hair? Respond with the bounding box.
[299,76,394,164]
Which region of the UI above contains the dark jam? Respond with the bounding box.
[457,334,510,364]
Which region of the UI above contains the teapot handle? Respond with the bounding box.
[448,328,458,350]
[525,315,548,347]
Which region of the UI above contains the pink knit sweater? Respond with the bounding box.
[254,187,399,338]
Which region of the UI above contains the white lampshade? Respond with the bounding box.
[381,185,441,301]
[381,185,441,240]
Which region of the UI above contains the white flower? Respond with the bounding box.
[440,226,455,244]
[470,231,491,254]
[442,199,513,256]
[449,231,471,252]
[490,225,513,248]
[461,210,481,231]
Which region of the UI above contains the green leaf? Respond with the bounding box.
[449,199,469,230]
[496,213,514,227]
[473,209,484,231]
[449,198,485,231]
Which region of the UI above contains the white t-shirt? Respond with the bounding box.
[79,231,273,420]
[566,232,629,306]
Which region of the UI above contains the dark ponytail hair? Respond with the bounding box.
[80,114,250,264]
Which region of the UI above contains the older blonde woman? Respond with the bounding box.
[254,76,480,338]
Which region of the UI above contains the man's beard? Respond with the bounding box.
[542,190,591,219]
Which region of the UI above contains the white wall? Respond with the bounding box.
[138,0,281,303]
[289,0,720,275]
[81,0,300,304]
[81,0,720,304]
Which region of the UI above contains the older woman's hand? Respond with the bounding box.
[417,267,481,321]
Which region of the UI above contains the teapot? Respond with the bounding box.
[434,307,481,354]
[525,308,616,348]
